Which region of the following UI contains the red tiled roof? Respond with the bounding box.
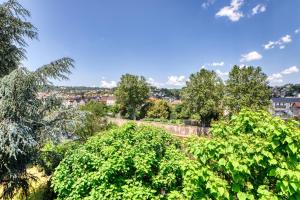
[292,102,300,108]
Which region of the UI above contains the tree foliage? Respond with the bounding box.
[0,0,38,77]
[75,101,112,140]
[225,65,271,114]
[181,69,224,127]
[52,110,300,199]
[147,99,171,119]
[185,109,300,199]
[115,74,150,119]
[0,59,80,199]
[52,123,185,199]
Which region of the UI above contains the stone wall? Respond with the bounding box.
[108,118,209,137]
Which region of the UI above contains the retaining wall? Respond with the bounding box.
[108,118,209,137]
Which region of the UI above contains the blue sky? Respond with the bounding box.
[16,0,300,87]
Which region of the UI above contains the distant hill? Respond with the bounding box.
[271,84,300,97]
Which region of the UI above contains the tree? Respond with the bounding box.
[184,109,300,199]
[115,74,150,119]
[181,69,224,127]
[0,1,81,198]
[0,0,38,77]
[52,123,185,199]
[75,101,111,140]
[147,99,171,119]
[53,110,300,199]
[0,59,80,199]
[225,65,271,114]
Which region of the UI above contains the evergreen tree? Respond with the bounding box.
[225,65,271,114]
[181,69,224,127]
[0,0,38,77]
[0,59,81,199]
[0,1,82,198]
[115,74,150,119]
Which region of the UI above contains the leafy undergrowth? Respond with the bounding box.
[52,109,300,199]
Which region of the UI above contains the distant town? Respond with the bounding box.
[38,84,300,120]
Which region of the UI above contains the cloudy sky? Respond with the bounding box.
[17,0,300,87]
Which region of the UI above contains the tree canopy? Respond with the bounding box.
[0,0,38,77]
[52,110,300,199]
[0,59,80,199]
[0,0,80,198]
[181,69,224,127]
[115,74,150,119]
[225,65,271,114]
[147,99,171,119]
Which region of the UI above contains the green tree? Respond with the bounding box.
[0,59,79,199]
[75,101,111,140]
[184,109,300,199]
[115,74,150,119]
[0,0,38,77]
[147,99,171,119]
[225,65,271,114]
[80,101,107,117]
[181,69,224,127]
[0,1,80,198]
[52,123,185,199]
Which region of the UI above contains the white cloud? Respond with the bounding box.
[216,0,244,22]
[147,77,163,88]
[100,80,117,88]
[216,69,229,79]
[251,4,266,15]
[263,34,292,50]
[211,61,225,67]
[240,51,262,62]
[267,66,299,84]
[295,28,300,34]
[281,66,299,75]
[202,0,215,9]
[267,73,283,84]
[166,75,186,87]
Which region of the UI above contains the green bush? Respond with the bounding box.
[52,110,300,199]
[80,101,107,117]
[38,141,80,176]
[147,100,171,119]
[52,123,186,199]
[185,109,300,199]
[75,101,113,140]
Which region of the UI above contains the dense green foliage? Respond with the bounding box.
[75,101,112,140]
[52,110,300,199]
[185,109,300,199]
[181,69,224,127]
[147,100,171,119]
[0,1,79,198]
[80,101,108,117]
[225,66,271,114]
[39,141,80,176]
[115,74,150,119]
[0,0,38,77]
[0,59,78,199]
[52,123,185,199]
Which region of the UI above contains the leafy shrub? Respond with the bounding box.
[80,101,107,117]
[75,101,113,140]
[147,100,171,119]
[52,110,300,199]
[38,141,80,176]
[52,123,186,199]
[185,109,300,199]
